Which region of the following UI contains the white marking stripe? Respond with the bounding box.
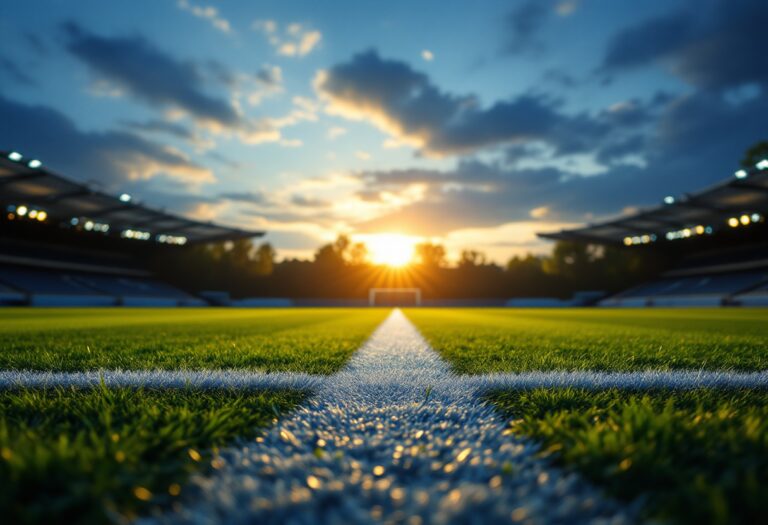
[0,370,325,390]
[1,369,766,391]
[470,370,768,391]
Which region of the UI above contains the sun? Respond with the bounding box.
[364,233,417,268]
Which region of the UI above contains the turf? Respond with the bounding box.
[404,308,768,373]
[490,388,768,525]
[0,308,388,373]
[0,385,304,524]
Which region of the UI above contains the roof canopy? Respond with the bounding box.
[0,150,263,245]
[538,162,768,246]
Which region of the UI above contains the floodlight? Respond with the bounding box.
[28,209,38,219]
[740,214,751,225]
[756,159,768,170]
[16,205,28,216]
[119,193,132,203]
[752,213,761,222]
[734,169,748,179]
[8,151,22,162]
[728,217,740,227]
[37,211,47,221]
[663,196,675,204]
[27,159,42,169]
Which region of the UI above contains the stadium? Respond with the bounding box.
[2,2,768,525]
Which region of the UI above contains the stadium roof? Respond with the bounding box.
[538,161,768,247]
[0,150,263,245]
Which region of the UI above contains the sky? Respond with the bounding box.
[1,0,766,261]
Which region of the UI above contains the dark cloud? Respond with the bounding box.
[352,77,768,236]
[603,0,768,91]
[63,22,239,127]
[0,56,36,86]
[219,190,268,204]
[290,194,330,208]
[0,93,210,187]
[121,119,195,140]
[504,0,550,54]
[317,50,633,157]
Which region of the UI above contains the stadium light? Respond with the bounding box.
[756,159,768,170]
[27,159,42,169]
[734,169,748,179]
[663,196,675,204]
[119,193,132,203]
[7,151,22,162]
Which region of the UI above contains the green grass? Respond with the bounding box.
[0,385,304,524]
[405,308,768,373]
[490,388,768,525]
[0,308,388,373]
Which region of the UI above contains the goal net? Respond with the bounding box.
[368,288,422,307]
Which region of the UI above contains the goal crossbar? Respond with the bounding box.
[368,288,422,307]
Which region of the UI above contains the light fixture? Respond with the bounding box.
[695,225,705,235]
[740,214,751,225]
[756,159,768,170]
[728,217,740,227]
[16,205,28,216]
[664,196,675,205]
[7,151,22,162]
[734,169,748,179]
[37,211,47,221]
[28,209,38,219]
[119,193,132,203]
[27,159,42,169]
[752,213,762,222]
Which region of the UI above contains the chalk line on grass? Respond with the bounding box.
[0,369,325,391]
[141,309,633,524]
[2,368,766,392]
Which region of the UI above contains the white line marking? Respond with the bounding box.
[3,369,766,391]
[0,370,325,391]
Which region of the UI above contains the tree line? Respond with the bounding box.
[152,235,666,300]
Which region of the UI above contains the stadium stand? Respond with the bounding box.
[0,149,262,306]
[540,160,768,307]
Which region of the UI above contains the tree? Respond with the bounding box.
[458,250,488,268]
[741,140,768,168]
[414,242,446,267]
[253,243,276,275]
[346,242,369,266]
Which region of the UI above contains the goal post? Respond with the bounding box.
[368,288,422,307]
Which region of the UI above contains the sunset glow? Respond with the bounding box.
[362,233,418,268]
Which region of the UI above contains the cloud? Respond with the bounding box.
[252,20,322,57]
[315,50,649,158]
[64,23,238,126]
[326,126,347,140]
[504,0,550,54]
[0,55,36,86]
[63,23,283,145]
[177,0,232,34]
[602,0,768,92]
[0,93,213,186]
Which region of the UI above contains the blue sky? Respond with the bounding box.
[1,0,766,260]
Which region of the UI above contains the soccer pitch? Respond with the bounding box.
[0,308,388,373]
[405,308,768,524]
[404,307,768,373]
[0,307,767,524]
